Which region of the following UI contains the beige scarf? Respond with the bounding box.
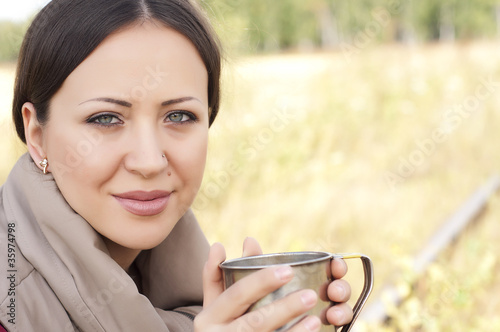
[1,153,209,331]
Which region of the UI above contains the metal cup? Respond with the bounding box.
[220,252,373,332]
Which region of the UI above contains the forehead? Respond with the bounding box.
[91,21,203,64]
[54,21,208,104]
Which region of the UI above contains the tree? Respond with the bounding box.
[0,21,28,61]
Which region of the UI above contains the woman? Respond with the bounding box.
[0,0,353,331]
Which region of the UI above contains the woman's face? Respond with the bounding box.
[32,22,209,250]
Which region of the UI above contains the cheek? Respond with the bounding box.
[46,127,116,189]
[173,132,208,186]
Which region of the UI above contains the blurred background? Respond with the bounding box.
[1,0,500,330]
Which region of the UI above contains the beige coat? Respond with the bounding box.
[0,154,209,331]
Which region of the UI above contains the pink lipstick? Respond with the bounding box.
[113,190,170,216]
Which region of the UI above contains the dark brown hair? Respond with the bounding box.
[12,0,221,143]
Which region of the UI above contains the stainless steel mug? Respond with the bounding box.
[220,252,373,332]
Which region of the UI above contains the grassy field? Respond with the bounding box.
[1,41,499,330]
[0,62,24,181]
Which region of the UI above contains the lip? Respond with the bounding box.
[113,190,171,216]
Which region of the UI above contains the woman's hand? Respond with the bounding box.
[195,238,322,331]
[326,258,353,326]
[194,238,354,331]
[238,239,354,328]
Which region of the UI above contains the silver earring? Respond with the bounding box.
[39,158,49,174]
[162,154,166,158]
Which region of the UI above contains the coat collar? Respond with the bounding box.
[3,153,208,330]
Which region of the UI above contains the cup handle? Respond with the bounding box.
[332,253,374,332]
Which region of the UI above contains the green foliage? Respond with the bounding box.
[0,20,28,61]
[0,0,498,59]
[201,0,319,52]
[201,0,500,53]
[412,0,499,41]
[454,0,498,39]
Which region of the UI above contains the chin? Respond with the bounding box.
[102,209,182,251]
[134,222,178,249]
[118,231,169,251]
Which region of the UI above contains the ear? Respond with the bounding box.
[22,102,49,173]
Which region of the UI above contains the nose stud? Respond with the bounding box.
[162,154,166,158]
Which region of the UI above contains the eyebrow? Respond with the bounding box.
[80,96,200,107]
[79,97,132,107]
[162,96,200,106]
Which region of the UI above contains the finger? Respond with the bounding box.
[242,237,263,257]
[327,279,351,303]
[202,242,227,307]
[229,289,319,332]
[331,257,348,279]
[201,265,294,324]
[288,315,321,332]
[326,302,353,326]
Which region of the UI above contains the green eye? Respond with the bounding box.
[96,115,115,124]
[87,113,121,127]
[166,111,196,123]
[168,113,186,122]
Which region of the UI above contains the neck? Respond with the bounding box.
[103,238,141,273]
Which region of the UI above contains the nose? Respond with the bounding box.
[123,125,167,178]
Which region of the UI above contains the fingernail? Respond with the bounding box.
[303,316,321,331]
[300,290,317,307]
[274,266,293,281]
